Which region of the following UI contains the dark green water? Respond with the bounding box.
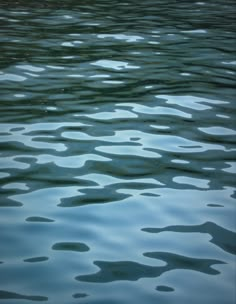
[0,1,236,303]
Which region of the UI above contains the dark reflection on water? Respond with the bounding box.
[142,221,236,255]
[24,257,49,263]
[26,216,55,222]
[77,253,224,282]
[0,0,236,303]
[52,242,90,252]
[0,290,48,302]
[156,285,175,292]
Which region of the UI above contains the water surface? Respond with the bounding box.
[0,1,236,303]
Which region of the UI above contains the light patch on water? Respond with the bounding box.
[78,173,164,187]
[216,114,230,119]
[199,127,236,136]
[2,122,88,132]
[14,94,26,98]
[97,34,144,42]
[203,167,215,171]
[16,65,45,72]
[36,154,111,168]
[11,11,29,14]
[0,133,67,152]
[62,56,75,59]
[150,125,170,130]
[63,15,73,19]
[148,41,160,44]
[173,176,210,189]
[222,162,236,174]
[180,73,191,76]
[10,186,80,207]
[46,107,57,111]
[222,61,236,65]
[171,159,190,164]
[2,183,29,191]
[0,73,26,82]
[102,80,124,84]
[181,30,207,34]
[91,60,140,70]
[61,42,74,47]
[46,65,65,70]
[0,172,10,178]
[80,109,137,120]
[0,157,30,170]
[84,23,100,26]
[24,72,39,78]
[67,74,83,78]
[157,95,228,111]
[90,74,110,78]
[95,145,162,158]
[118,102,191,118]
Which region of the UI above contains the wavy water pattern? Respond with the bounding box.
[0,0,236,303]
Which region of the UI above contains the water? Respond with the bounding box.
[0,0,236,303]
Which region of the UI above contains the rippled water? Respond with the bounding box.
[0,1,236,303]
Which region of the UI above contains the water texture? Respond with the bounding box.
[0,0,236,303]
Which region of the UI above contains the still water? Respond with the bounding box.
[0,0,236,303]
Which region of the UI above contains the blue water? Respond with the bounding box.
[0,1,236,303]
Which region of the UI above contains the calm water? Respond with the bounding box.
[0,0,236,303]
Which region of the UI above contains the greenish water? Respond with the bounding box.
[0,1,236,303]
